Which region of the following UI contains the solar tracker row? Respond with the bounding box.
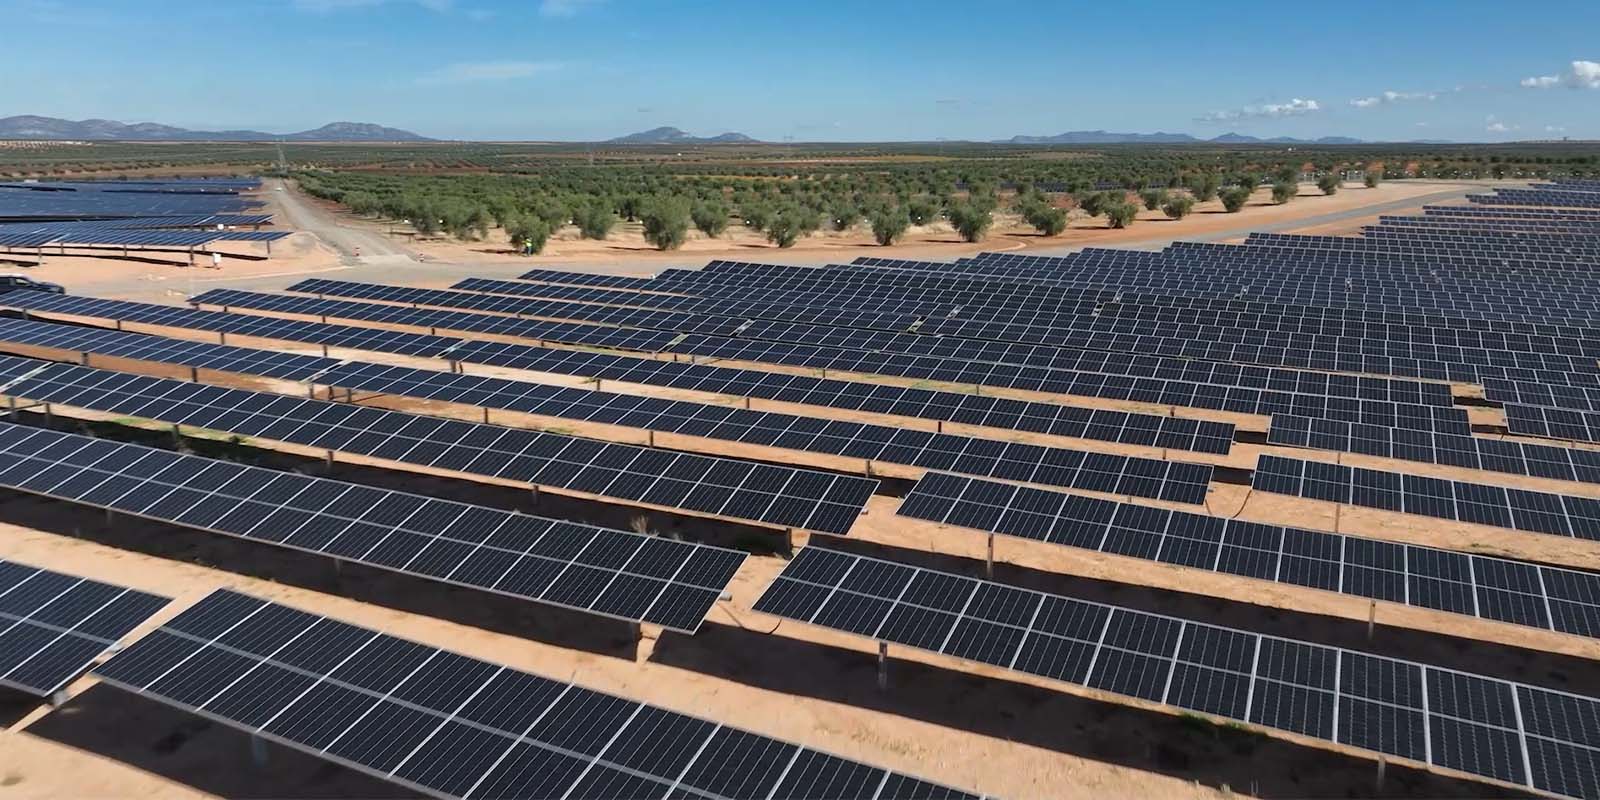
[755,546,1600,799]
[1505,404,1600,445]
[0,352,1209,505]
[1267,413,1600,486]
[678,260,1587,342]
[895,472,1600,638]
[179,289,1482,428]
[285,279,737,337]
[0,424,744,632]
[452,277,919,333]
[371,273,1583,385]
[0,297,1238,454]
[0,359,875,535]
[1252,455,1600,540]
[311,361,1216,503]
[0,316,341,381]
[0,558,170,696]
[1486,378,1600,413]
[96,589,978,800]
[187,289,682,353]
[670,334,1473,433]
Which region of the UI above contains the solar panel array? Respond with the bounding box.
[0,179,275,248]
[191,287,1471,432]
[0,424,745,632]
[0,358,875,535]
[895,472,1600,638]
[96,589,978,800]
[755,545,1600,799]
[0,559,170,696]
[310,361,1216,504]
[1252,455,1600,540]
[0,296,1237,455]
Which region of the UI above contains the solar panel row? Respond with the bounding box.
[0,298,1239,455]
[755,546,1600,799]
[895,472,1600,638]
[1267,413,1600,486]
[0,558,169,696]
[0,424,745,632]
[0,353,1210,505]
[1252,455,1600,540]
[0,358,876,535]
[96,589,978,800]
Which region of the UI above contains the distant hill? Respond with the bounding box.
[607,126,760,144]
[1003,129,1366,145]
[0,115,432,142]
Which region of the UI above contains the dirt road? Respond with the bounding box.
[264,177,413,263]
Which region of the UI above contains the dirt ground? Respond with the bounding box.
[0,176,1571,799]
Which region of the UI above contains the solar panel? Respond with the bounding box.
[95,588,979,800]
[1252,455,1600,541]
[895,472,1600,638]
[0,558,170,696]
[755,545,1600,799]
[0,425,744,633]
[1266,413,1600,486]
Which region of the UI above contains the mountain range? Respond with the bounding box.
[606,127,761,144]
[1003,130,1364,145]
[0,116,431,142]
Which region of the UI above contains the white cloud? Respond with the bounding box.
[418,60,562,85]
[1522,60,1600,89]
[1195,97,1320,123]
[293,0,454,11]
[1349,90,1436,108]
[539,0,602,17]
[1485,115,1519,134]
[1546,125,1567,133]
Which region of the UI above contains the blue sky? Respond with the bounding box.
[5,0,1598,142]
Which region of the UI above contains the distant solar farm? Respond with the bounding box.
[0,178,287,260]
[4,179,1600,799]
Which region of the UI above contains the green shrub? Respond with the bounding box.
[1318,174,1342,195]
[1162,196,1195,219]
[1140,189,1168,211]
[1271,181,1296,204]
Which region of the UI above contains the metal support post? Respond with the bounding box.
[877,642,889,690]
[986,532,995,579]
[1367,599,1377,640]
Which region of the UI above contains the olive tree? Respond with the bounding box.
[691,200,730,237]
[1162,195,1195,220]
[640,198,691,250]
[1271,181,1296,204]
[869,207,911,245]
[1317,174,1342,195]
[1220,186,1252,212]
[1105,201,1138,228]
